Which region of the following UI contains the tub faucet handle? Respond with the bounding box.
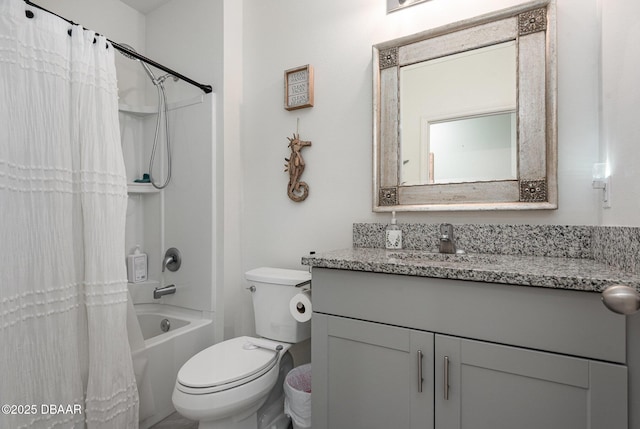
[162,247,181,272]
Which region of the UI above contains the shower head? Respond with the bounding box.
[117,43,159,85]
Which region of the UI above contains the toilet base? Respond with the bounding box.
[197,410,291,429]
[197,352,294,429]
[197,412,259,429]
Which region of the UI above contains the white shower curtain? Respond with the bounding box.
[0,0,139,427]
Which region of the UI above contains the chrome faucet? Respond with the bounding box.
[154,284,176,299]
[439,223,457,254]
[162,254,174,273]
[162,247,182,272]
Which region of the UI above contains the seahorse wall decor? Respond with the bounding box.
[284,133,312,202]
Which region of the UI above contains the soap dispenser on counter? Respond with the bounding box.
[127,245,148,283]
[385,211,403,249]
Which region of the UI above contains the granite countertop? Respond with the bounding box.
[301,248,640,293]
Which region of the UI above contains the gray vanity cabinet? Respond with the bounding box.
[312,313,434,429]
[311,268,628,429]
[435,335,627,429]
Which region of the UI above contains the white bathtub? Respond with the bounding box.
[137,310,190,342]
[132,303,214,429]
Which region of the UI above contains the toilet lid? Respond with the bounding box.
[177,336,279,389]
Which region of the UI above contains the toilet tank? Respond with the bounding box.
[245,267,311,343]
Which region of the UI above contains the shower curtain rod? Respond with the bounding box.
[23,0,213,94]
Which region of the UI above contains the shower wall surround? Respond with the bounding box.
[353,223,640,274]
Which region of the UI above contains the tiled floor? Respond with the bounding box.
[148,411,294,429]
[149,412,198,429]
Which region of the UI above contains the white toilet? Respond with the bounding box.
[172,267,312,429]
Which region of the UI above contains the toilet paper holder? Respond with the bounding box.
[295,280,311,289]
[295,286,310,312]
[294,299,309,314]
[290,285,312,322]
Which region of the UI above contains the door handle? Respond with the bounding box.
[417,350,424,393]
[444,356,450,400]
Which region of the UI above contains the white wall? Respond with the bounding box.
[239,0,602,326]
[221,1,251,339]
[600,0,640,226]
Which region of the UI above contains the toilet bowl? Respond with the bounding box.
[172,336,289,428]
[172,268,311,429]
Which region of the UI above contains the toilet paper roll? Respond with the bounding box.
[289,290,312,323]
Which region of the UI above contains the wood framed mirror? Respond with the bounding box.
[373,0,557,211]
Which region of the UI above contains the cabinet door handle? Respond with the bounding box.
[417,350,424,393]
[444,356,450,400]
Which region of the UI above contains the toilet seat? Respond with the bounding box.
[176,336,281,395]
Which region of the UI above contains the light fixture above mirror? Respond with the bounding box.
[373,0,557,211]
[387,0,430,14]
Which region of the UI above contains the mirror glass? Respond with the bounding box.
[373,1,557,211]
[400,42,517,185]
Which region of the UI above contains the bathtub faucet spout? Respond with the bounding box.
[154,284,176,299]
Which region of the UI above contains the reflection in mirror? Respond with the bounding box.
[424,111,517,184]
[400,41,516,186]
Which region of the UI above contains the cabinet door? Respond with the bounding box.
[312,313,434,429]
[435,335,628,429]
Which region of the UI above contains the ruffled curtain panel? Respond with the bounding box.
[0,0,139,427]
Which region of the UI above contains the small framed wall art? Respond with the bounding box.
[284,65,314,111]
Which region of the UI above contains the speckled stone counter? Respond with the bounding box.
[301,223,640,292]
[301,248,640,292]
